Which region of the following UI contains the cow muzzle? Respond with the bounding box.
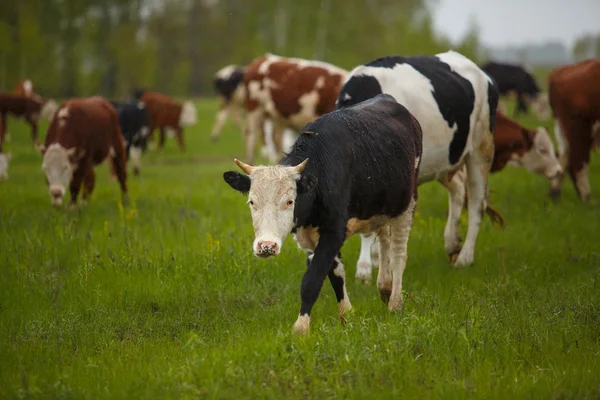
[49,186,65,206]
[546,165,563,180]
[254,239,280,258]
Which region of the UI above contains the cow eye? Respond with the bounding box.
[249,200,254,206]
[287,200,294,206]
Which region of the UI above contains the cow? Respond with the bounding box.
[355,110,562,277]
[36,97,128,208]
[139,91,197,151]
[548,59,600,202]
[481,61,549,120]
[110,100,150,175]
[0,93,43,146]
[0,152,10,180]
[224,94,422,335]
[336,50,498,272]
[211,65,246,141]
[13,79,58,119]
[242,53,348,164]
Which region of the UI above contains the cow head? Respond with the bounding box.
[527,93,550,121]
[179,101,198,127]
[0,152,11,180]
[223,158,317,257]
[40,144,85,206]
[511,127,562,179]
[40,99,59,120]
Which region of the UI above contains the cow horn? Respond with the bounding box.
[234,158,254,174]
[294,159,309,173]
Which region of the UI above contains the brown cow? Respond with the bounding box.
[13,79,58,120]
[36,97,127,208]
[548,59,600,202]
[0,93,43,146]
[139,91,197,151]
[243,53,348,164]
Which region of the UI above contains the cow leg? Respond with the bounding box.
[158,128,167,149]
[454,128,493,268]
[110,142,129,201]
[439,168,466,261]
[327,254,352,323]
[550,119,569,201]
[376,223,393,304]
[82,166,96,203]
[244,109,263,165]
[211,105,230,141]
[129,146,143,175]
[388,197,416,311]
[293,230,344,335]
[69,165,86,207]
[231,105,246,138]
[26,118,38,142]
[270,121,285,163]
[175,127,185,152]
[356,233,376,282]
[566,128,593,202]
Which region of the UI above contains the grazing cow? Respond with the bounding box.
[110,100,150,175]
[0,152,10,180]
[139,91,197,151]
[243,53,348,164]
[337,51,498,272]
[356,111,562,277]
[0,93,43,146]
[548,59,600,202]
[481,61,549,120]
[224,94,422,335]
[211,65,246,141]
[36,97,127,207]
[13,79,58,119]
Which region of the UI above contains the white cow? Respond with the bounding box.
[337,50,498,274]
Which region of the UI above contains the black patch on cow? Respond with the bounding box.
[214,69,244,101]
[335,75,383,110]
[338,55,477,165]
[487,81,499,133]
[110,100,150,153]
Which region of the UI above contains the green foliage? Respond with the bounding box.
[1,98,600,399]
[0,0,489,98]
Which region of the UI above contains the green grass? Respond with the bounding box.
[1,99,599,399]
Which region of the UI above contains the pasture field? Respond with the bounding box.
[1,99,599,399]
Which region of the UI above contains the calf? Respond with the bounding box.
[211,65,246,141]
[548,59,600,202]
[139,91,197,151]
[224,94,422,335]
[36,97,127,207]
[481,61,549,120]
[110,100,150,175]
[337,51,498,273]
[243,53,348,163]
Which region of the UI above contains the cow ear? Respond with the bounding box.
[521,129,534,148]
[223,171,251,193]
[297,174,318,194]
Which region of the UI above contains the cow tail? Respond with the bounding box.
[485,203,505,230]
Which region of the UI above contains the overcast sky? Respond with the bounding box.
[432,0,600,48]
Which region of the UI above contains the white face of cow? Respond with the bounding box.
[528,93,550,121]
[517,128,562,179]
[179,101,198,127]
[223,159,317,257]
[0,152,11,180]
[41,144,82,206]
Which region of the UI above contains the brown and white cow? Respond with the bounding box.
[139,91,197,151]
[548,59,600,202]
[13,79,58,120]
[36,97,128,207]
[243,53,348,164]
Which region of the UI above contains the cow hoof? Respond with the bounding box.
[133,167,140,176]
[452,253,473,268]
[355,262,372,283]
[338,301,353,325]
[387,295,403,312]
[292,314,310,336]
[378,287,392,305]
[549,188,561,203]
[210,136,219,142]
[447,248,462,264]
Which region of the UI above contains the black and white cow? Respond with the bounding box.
[110,100,150,175]
[223,94,423,335]
[211,65,246,141]
[480,61,549,120]
[336,51,499,277]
